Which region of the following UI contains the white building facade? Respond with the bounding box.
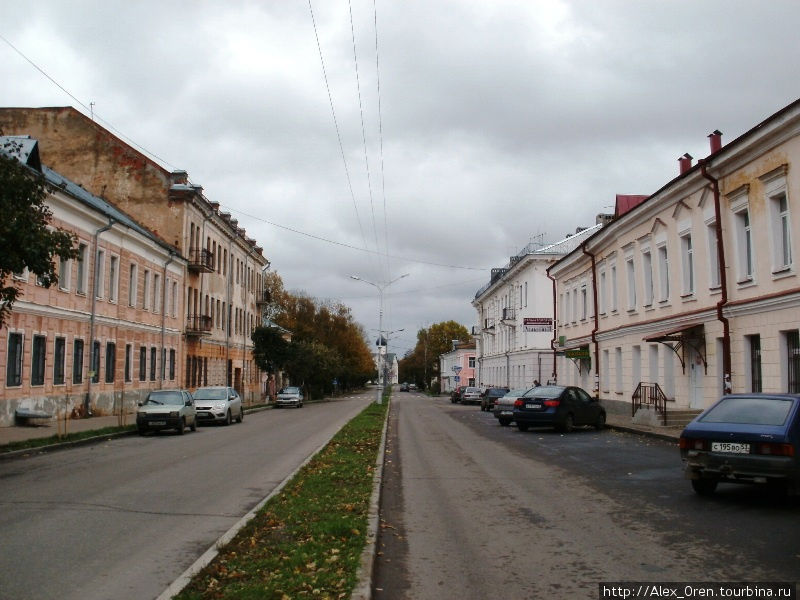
[550,98,800,422]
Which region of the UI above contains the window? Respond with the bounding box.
[105,342,116,383]
[58,256,70,291]
[153,273,161,313]
[73,339,84,384]
[150,347,156,381]
[31,335,46,386]
[109,256,119,302]
[91,341,101,383]
[172,281,178,317]
[95,249,105,299]
[761,168,793,273]
[657,245,670,302]
[680,233,694,296]
[125,344,132,382]
[748,335,762,393]
[169,349,176,380]
[128,263,138,306]
[733,207,754,282]
[161,348,167,380]
[610,262,618,312]
[626,257,636,310]
[7,333,23,387]
[54,337,66,385]
[468,356,475,368]
[139,346,147,381]
[642,250,653,307]
[76,243,88,294]
[143,270,151,309]
[598,269,607,315]
[580,284,587,320]
[615,347,623,393]
[707,221,720,289]
[788,331,800,394]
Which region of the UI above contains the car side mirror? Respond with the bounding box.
[138,401,144,407]
[186,400,193,407]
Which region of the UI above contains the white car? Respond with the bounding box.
[136,389,197,435]
[193,386,244,425]
[275,386,303,408]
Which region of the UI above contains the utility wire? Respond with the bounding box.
[0,32,177,171]
[307,0,371,259]
[372,0,392,282]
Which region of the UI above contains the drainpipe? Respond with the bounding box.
[159,250,177,389]
[581,242,600,398]
[85,217,115,416]
[226,236,232,386]
[699,159,732,393]
[546,265,558,385]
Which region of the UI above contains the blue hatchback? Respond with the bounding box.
[680,394,800,496]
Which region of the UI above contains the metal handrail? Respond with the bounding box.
[632,382,668,425]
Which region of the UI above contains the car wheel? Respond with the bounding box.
[691,478,718,496]
[498,418,511,427]
[224,410,232,426]
[177,418,185,435]
[594,412,606,431]
[517,423,529,432]
[559,413,575,433]
[237,407,244,423]
[137,427,147,436]
[190,418,197,432]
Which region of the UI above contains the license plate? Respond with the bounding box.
[149,421,166,426]
[525,403,540,409]
[711,442,750,454]
[501,411,512,416]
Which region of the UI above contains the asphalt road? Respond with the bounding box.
[0,392,372,600]
[373,394,800,599]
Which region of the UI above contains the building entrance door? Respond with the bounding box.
[688,346,704,409]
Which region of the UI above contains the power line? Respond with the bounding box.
[307,0,371,259]
[372,0,391,281]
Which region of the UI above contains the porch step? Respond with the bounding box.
[664,409,702,428]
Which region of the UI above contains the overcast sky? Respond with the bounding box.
[3,1,800,357]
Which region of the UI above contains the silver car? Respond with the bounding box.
[493,388,533,426]
[193,386,244,425]
[460,386,482,405]
[275,386,303,408]
[136,389,197,435]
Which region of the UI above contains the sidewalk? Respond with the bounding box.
[605,412,683,442]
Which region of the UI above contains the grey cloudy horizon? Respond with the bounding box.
[3,0,800,358]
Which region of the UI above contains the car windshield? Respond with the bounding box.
[193,388,227,400]
[145,391,184,405]
[466,387,480,393]
[699,396,794,426]
[280,387,300,394]
[523,386,564,399]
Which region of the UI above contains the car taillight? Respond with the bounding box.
[755,443,795,457]
[543,399,560,407]
[679,437,707,451]
[514,399,523,408]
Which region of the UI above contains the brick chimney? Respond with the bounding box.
[678,153,693,174]
[708,130,723,154]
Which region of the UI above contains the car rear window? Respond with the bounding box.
[523,386,563,399]
[699,396,794,426]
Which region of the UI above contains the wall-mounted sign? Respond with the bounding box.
[524,317,553,332]
[565,348,591,359]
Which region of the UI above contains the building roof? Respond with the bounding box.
[615,194,649,217]
[1,135,179,254]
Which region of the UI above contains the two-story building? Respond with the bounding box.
[438,340,476,393]
[549,98,800,424]
[0,107,270,403]
[1,136,186,426]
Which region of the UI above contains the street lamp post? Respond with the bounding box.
[350,273,409,403]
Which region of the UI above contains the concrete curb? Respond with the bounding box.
[351,401,391,600]
[0,428,138,461]
[606,423,681,443]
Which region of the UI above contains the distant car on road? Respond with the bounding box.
[193,386,243,425]
[399,382,410,392]
[513,385,605,433]
[480,387,510,412]
[450,386,466,403]
[680,393,800,496]
[275,386,304,408]
[409,383,418,391]
[493,388,532,426]
[460,386,482,405]
[136,389,197,435]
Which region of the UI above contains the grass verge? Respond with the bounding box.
[175,397,389,600]
[0,425,136,454]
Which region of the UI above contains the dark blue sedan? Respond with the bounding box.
[679,394,800,496]
[512,385,606,433]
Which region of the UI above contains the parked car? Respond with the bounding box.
[136,389,197,435]
[460,386,483,405]
[399,382,410,392]
[480,387,510,412]
[409,383,418,391]
[493,388,532,426]
[193,386,243,425]
[513,385,606,432]
[275,386,303,408]
[680,393,800,496]
[450,386,466,403]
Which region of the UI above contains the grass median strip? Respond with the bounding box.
[176,398,389,600]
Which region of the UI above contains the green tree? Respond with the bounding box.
[0,147,78,327]
[251,326,291,374]
[399,320,470,390]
